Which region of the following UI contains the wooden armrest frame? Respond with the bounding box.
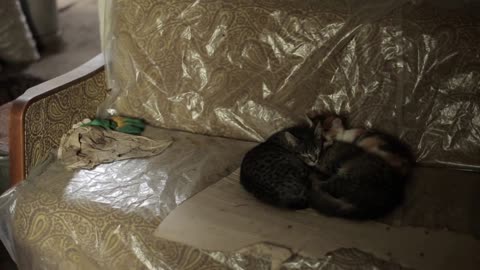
[9,54,107,185]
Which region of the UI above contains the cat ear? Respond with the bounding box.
[283,132,299,147]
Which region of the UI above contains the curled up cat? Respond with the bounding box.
[240,118,324,209]
[240,114,414,220]
[309,117,415,219]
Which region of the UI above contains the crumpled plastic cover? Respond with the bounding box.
[0,0,39,63]
[0,127,412,269]
[100,0,480,170]
[0,127,251,269]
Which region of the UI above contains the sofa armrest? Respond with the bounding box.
[9,54,108,185]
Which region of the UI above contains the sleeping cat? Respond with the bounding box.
[309,117,414,219]
[240,119,323,209]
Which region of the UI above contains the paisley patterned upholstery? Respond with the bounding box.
[13,129,264,270]
[105,0,480,169]
[24,70,107,176]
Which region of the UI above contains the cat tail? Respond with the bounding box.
[309,186,368,220]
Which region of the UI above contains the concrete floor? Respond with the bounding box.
[26,0,100,80]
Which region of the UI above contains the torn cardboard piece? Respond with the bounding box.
[155,169,480,270]
[236,243,294,270]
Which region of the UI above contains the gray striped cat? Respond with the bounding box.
[240,118,324,209]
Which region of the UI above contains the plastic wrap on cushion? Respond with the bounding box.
[2,137,418,269]
[101,0,480,170]
[0,0,39,63]
[0,126,414,269]
[0,127,254,268]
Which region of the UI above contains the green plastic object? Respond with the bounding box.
[82,117,145,135]
[84,119,114,130]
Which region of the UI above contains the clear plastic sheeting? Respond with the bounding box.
[0,126,413,270]
[0,127,255,269]
[101,0,480,170]
[0,0,39,63]
[282,248,412,270]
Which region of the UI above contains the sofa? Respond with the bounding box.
[2,0,480,269]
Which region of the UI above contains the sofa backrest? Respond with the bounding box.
[102,0,480,170]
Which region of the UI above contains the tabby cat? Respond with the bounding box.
[309,117,414,219]
[240,119,323,209]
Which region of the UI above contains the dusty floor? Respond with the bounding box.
[26,0,100,80]
[0,0,100,269]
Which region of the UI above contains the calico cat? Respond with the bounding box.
[240,119,324,209]
[309,117,414,219]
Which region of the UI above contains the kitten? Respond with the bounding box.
[240,119,323,209]
[309,117,414,219]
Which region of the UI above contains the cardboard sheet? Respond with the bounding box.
[155,169,480,270]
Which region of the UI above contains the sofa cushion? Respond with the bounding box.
[5,126,480,270]
[3,126,256,269]
[103,0,480,169]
